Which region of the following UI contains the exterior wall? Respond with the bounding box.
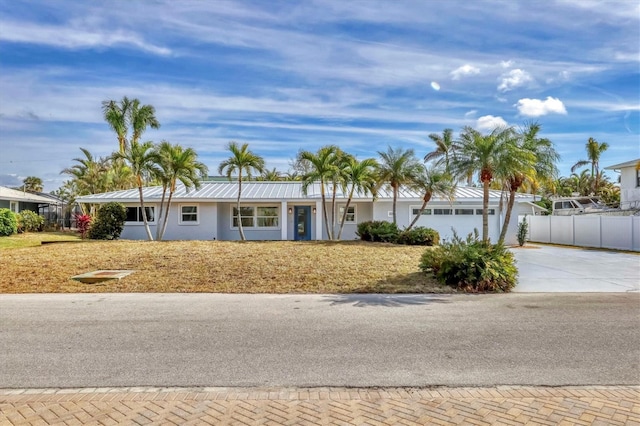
[619,166,640,209]
[120,202,159,240]
[319,201,373,240]
[160,203,218,241]
[373,201,507,243]
[217,202,282,241]
[525,215,640,251]
[0,200,40,213]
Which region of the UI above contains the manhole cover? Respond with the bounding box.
[71,270,135,284]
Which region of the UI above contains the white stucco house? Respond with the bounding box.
[77,181,543,244]
[605,159,640,210]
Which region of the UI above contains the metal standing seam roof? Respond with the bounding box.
[76,181,535,203]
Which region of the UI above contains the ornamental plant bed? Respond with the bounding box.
[0,240,449,294]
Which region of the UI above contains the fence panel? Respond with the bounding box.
[525,215,639,251]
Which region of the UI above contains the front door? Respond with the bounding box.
[294,206,311,241]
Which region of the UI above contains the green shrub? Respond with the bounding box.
[419,230,518,292]
[517,216,528,247]
[88,202,127,240]
[356,220,399,242]
[0,208,17,236]
[397,227,440,246]
[17,210,45,233]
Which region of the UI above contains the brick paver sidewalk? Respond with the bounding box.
[1,386,638,425]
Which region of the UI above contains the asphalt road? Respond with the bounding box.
[1,293,638,388]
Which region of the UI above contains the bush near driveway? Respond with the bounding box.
[17,210,44,233]
[420,231,517,292]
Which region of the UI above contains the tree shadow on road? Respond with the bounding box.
[323,293,452,307]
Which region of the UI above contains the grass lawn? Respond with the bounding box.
[0,231,81,249]
[0,235,448,294]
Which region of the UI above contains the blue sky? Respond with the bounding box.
[0,0,638,192]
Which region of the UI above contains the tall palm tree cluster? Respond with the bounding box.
[61,96,619,244]
[61,97,208,241]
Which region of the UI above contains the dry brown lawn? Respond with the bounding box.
[0,239,449,294]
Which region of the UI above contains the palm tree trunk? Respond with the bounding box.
[482,180,489,243]
[155,185,167,240]
[406,193,432,231]
[330,183,337,240]
[237,173,246,241]
[498,189,516,244]
[392,185,398,225]
[336,187,354,240]
[320,180,331,240]
[159,190,174,241]
[138,183,154,241]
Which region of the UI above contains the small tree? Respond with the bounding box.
[75,214,92,239]
[0,208,17,236]
[88,203,127,240]
[517,216,528,247]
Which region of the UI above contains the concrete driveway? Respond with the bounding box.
[512,244,640,292]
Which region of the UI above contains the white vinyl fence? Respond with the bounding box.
[523,215,640,252]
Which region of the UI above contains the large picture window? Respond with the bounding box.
[180,205,198,224]
[232,205,279,228]
[126,206,155,222]
[338,205,356,223]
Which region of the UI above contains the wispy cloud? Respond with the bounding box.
[450,64,480,80]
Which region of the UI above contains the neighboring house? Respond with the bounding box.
[0,186,60,216]
[77,181,540,244]
[605,159,640,210]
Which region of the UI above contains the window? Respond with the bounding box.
[180,205,198,224]
[338,205,356,223]
[232,206,279,228]
[126,207,155,222]
[455,208,474,215]
[475,209,495,215]
[433,208,452,215]
[9,201,18,213]
[411,207,431,216]
[636,169,640,187]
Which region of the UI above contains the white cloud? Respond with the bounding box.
[464,110,477,118]
[450,64,480,80]
[476,115,508,131]
[497,69,533,92]
[500,60,514,68]
[516,97,567,117]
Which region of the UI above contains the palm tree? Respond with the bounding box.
[336,157,378,240]
[329,148,350,237]
[406,167,456,231]
[451,126,517,243]
[61,148,113,212]
[129,98,161,146]
[114,141,161,241]
[497,122,558,244]
[102,96,160,153]
[102,97,130,154]
[257,168,283,181]
[571,137,609,193]
[22,176,44,193]
[218,142,265,241]
[376,146,423,225]
[300,146,340,240]
[424,128,457,172]
[155,142,208,240]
